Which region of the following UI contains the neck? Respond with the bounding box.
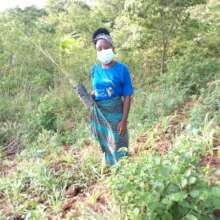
[102,60,115,68]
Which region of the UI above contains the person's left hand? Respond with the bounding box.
[117,120,127,136]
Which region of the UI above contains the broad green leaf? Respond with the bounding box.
[182,214,198,220]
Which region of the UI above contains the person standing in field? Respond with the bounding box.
[89,27,134,166]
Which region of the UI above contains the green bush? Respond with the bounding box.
[202,84,220,121]
[0,160,63,218]
[18,129,59,160]
[130,86,186,131]
[36,94,58,131]
[32,69,54,92]
[160,51,220,96]
[188,83,220,130]
[110,133,220,220]
[0,130,101,219]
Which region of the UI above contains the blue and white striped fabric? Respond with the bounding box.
[90,96,128,165]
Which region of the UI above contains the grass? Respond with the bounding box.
[0,131,102,219]
[1,82,219,219]
[0,55,220,219]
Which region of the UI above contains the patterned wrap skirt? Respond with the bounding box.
[90,96,129,165]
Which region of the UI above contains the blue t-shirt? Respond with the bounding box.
[90,61,134,101]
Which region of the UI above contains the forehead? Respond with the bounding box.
[96,39,112,50]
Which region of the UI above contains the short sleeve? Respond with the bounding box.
[122,65,134,96]
[90,64,96,79]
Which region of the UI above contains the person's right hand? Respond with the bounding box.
[89,90,95,97]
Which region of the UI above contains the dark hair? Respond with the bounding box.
[92,27,111,45]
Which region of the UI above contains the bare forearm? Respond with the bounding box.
[122,96,132,122]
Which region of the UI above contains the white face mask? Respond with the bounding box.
[97,48,114,65]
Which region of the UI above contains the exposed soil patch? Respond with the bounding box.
[65,185,84,198]
[62,179,111,218]
[2,138,23,160]
[132,98,195,155]
[49,160,73,174]
[201,155,220,168]
[0,160,17,176]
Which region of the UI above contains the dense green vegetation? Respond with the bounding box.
[0,0,220,219]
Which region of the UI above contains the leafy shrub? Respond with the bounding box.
[0,129,101,219]
[36,94,58,131]
[32,69,54,92]
[110,133,220,220]
[0,160,63,218]
[130,86,186,131]
[34,90,88,143]
[188,83,220,130]
[0,96,26,145]
[0,74,22,97]
[18,129,59,160]
[203,86,220,113]
[160,51,220,96]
